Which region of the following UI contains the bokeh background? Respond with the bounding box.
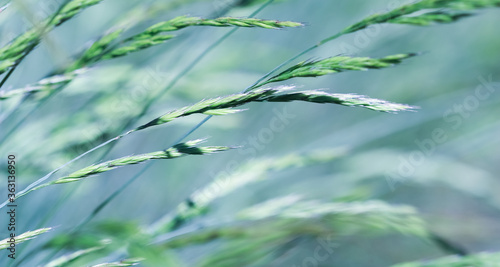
[1,0,499,266]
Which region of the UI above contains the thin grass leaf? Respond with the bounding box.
[14,139,231,200]
[0,228,52,250]
[256,53,416,87]
[391,251,500,267]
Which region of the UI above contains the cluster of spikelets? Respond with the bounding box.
[1,0,500,266]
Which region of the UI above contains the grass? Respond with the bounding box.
[0,0,499,266]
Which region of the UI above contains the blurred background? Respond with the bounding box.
[1,0,499,266]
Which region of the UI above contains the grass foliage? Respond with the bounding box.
[0,0,499,266]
